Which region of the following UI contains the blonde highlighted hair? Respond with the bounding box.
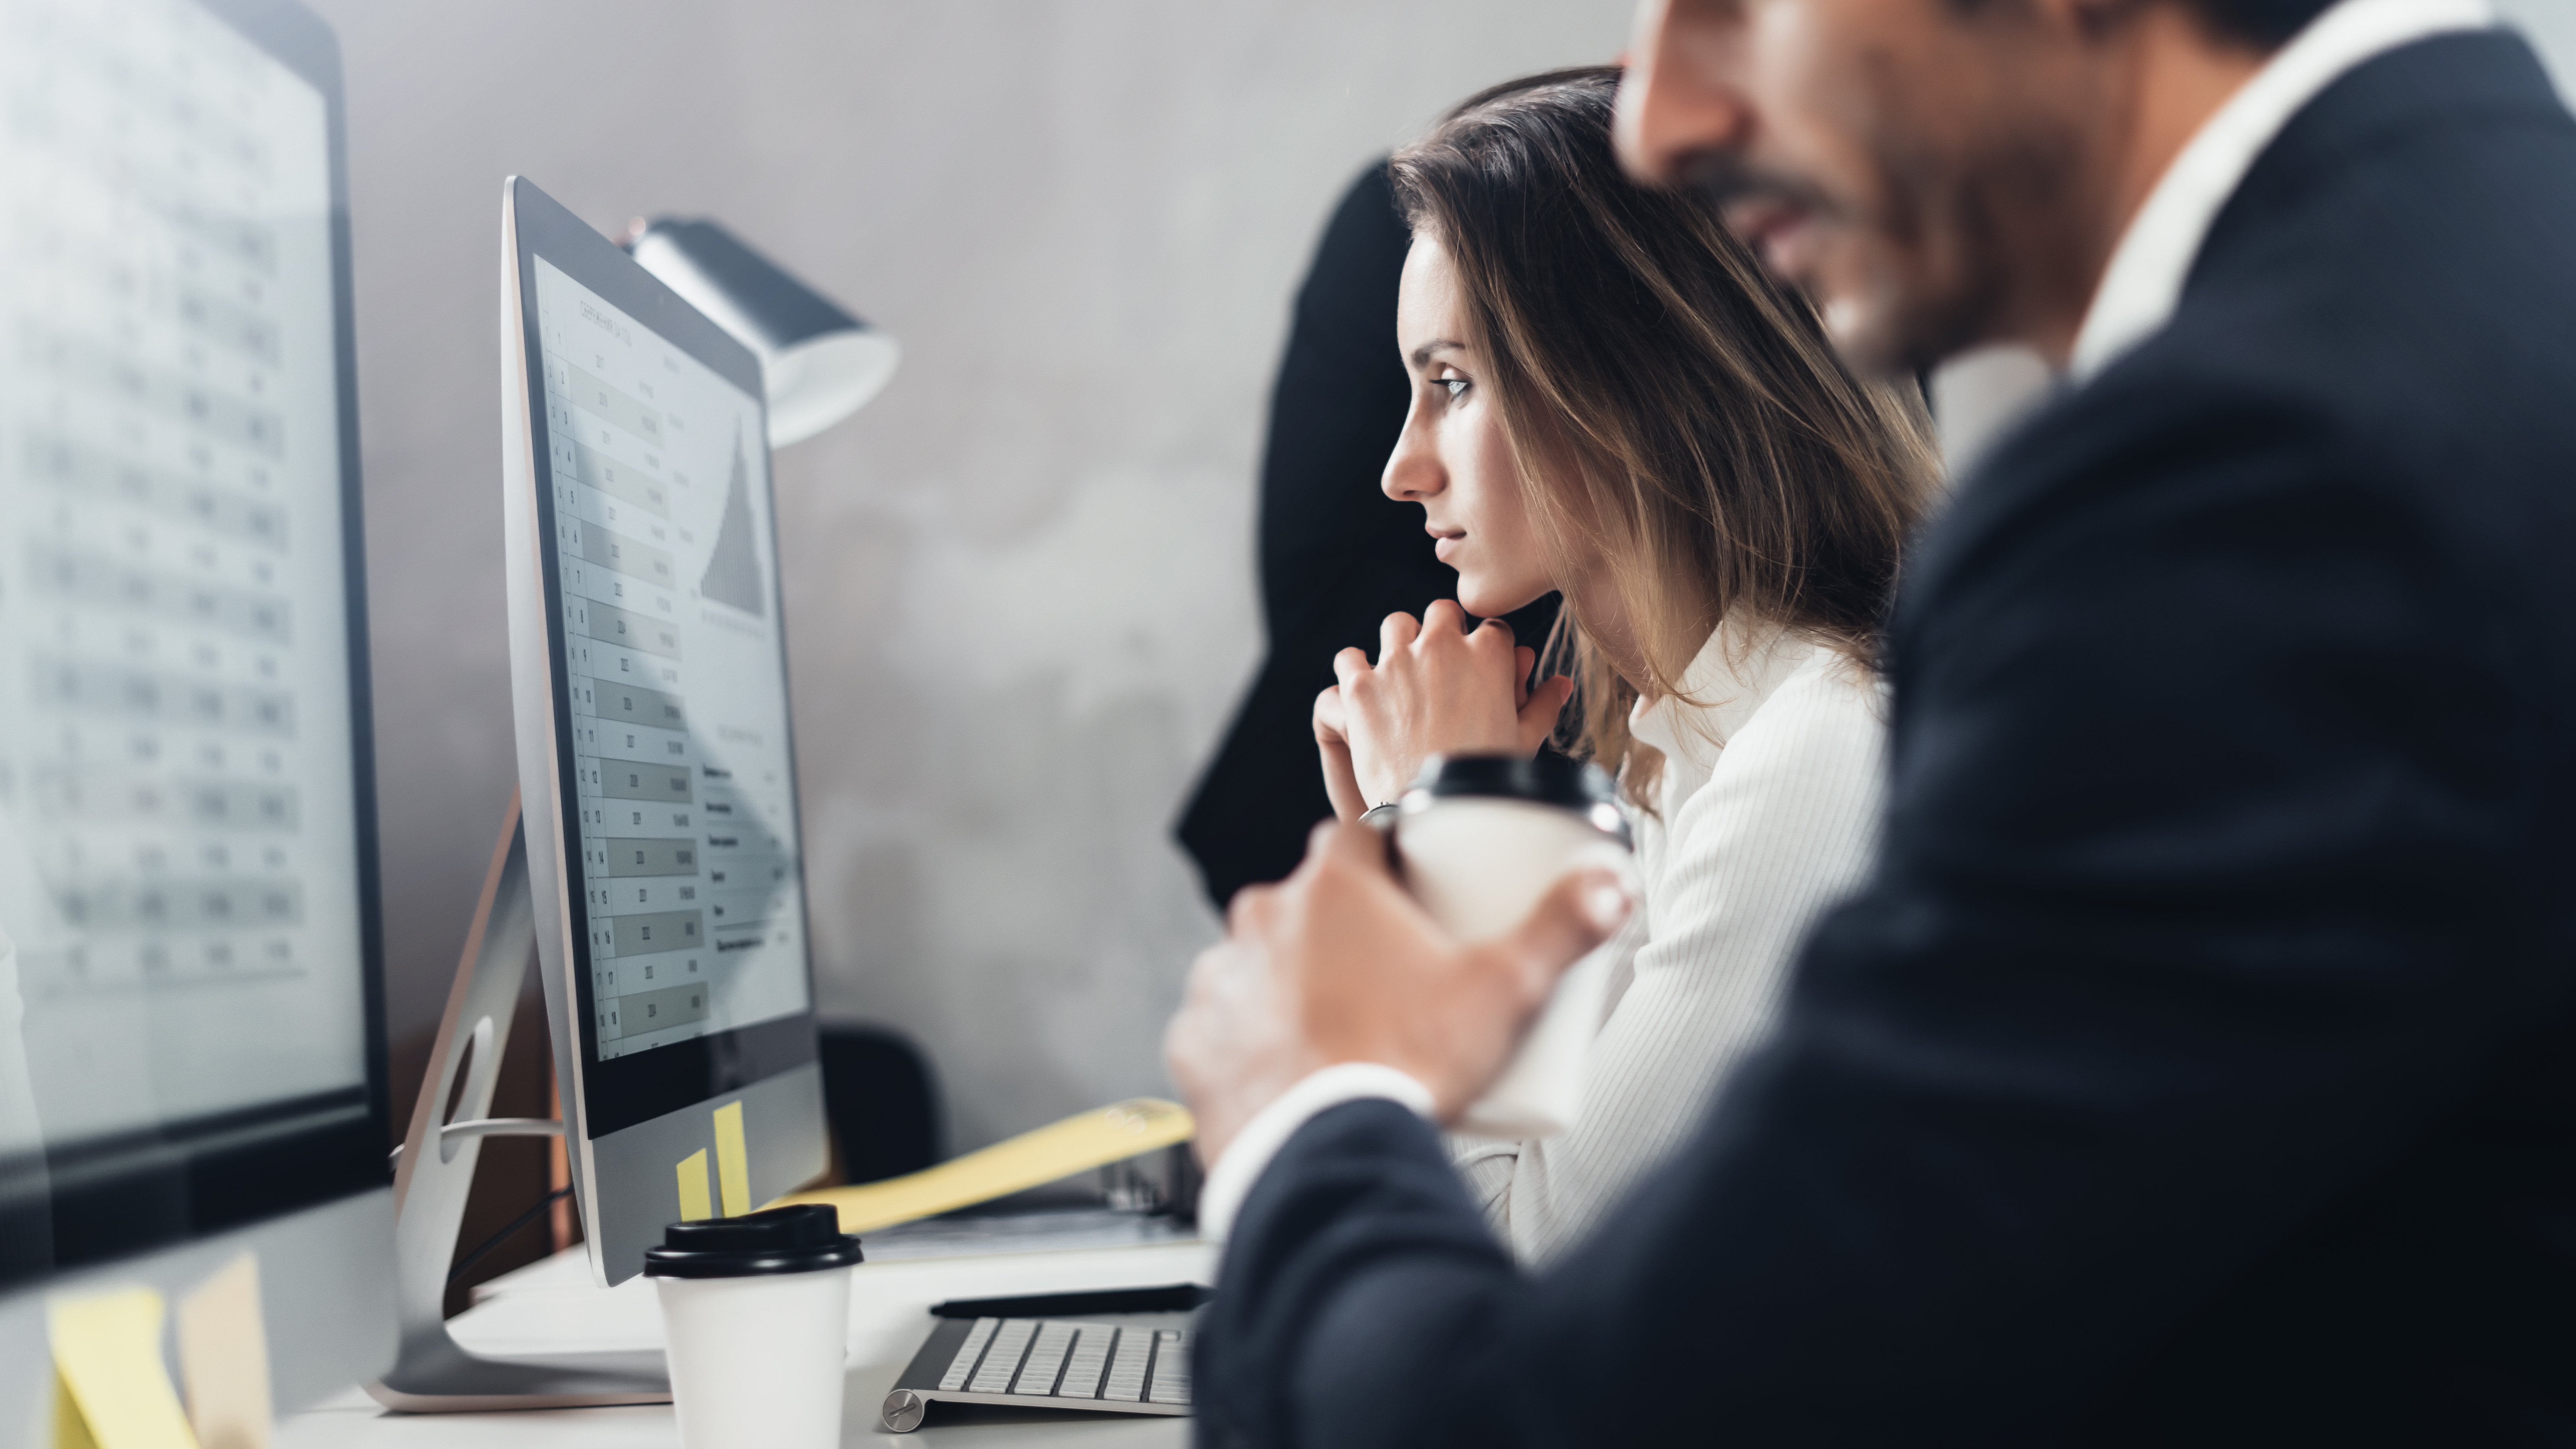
[1389,67,1937,800]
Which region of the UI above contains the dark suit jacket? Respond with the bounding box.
[1197,33,2576,1447]
[1178,163,1557,906]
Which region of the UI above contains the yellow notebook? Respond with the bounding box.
[780,1098,1193,1235]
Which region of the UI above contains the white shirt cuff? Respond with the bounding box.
[1196,1063,1435,1242]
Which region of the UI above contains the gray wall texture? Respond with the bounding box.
[308,0,1634,1154]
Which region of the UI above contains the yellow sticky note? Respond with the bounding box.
[47,1286,201,1449]
[52,1377,98,1449]
[712,1101,750,1217]
[176,1255,271,1449]
[781,1098,1195,1235]
[676,1148,712,1223]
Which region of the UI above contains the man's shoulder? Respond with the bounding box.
[1935,26,2576,582]
[2141,25,2576,508]
[1921,130,2576,661]
[2187,33,2576,432]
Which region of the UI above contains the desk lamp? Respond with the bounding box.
[620,217,899,446]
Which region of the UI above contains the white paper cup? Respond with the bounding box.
[645,1204,864,1449]
[1390,756,1635,1140]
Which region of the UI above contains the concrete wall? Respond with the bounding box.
[307,0,1635,1152]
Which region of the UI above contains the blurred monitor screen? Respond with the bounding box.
[0,0,384,1281]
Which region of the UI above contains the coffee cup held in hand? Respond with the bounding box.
[1381,754,1635,1139]
[645,1203,866,1449]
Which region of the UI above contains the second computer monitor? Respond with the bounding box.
[0,0,396,1425]
[499,178,827,1284]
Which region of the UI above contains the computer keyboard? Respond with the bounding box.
[883,1315,1193,1430]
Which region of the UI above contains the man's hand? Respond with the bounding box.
[1166,819,1633,1166]
[1311,602,1574,819]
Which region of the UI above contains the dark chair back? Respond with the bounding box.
[816,1024,941,1184]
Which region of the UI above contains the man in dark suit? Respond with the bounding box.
[1165,0,2576,1442]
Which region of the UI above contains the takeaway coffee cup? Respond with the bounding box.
[1383,753,1634,1140]
[645,1203,866,1449]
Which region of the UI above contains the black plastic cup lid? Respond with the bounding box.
[643,1203,864,1279]
[1397,753,1632,850]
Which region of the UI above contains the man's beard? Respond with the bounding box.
[1677,131,2061,379]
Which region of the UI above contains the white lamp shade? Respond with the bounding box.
[763,327,900,448]
[626,219,897,448]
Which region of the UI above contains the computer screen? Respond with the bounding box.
[504,178,826,1281]
[527,258,814,1062]
[0,0,385,1285]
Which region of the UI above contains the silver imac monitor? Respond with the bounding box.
[0,0,395,1430]
[499,178,829,1287]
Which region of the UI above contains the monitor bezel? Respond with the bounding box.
[0,0,394,1293]
[502,178,821,1141]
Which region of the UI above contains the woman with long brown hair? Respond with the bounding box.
[1312,67,1937,1262]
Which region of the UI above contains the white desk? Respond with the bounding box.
[280,1240,1214,1447]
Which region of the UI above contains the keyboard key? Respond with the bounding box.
[1147,1330,1192,1405]
[1057,1325,1112,1398]
[937,1318,999,1392]
[968,1318,1038,1395]
[1102,1328,1153,1402]
[1013,1321,1079,1396]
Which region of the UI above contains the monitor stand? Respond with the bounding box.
[366,796,672,1411]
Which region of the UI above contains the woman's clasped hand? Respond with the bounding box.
[1310,600,1575,821]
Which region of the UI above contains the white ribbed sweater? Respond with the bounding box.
[1453,621,1887,1263]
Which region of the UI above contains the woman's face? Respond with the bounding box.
[1385,235,1558,619]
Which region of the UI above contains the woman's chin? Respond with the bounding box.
[1456,580,1548,620]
